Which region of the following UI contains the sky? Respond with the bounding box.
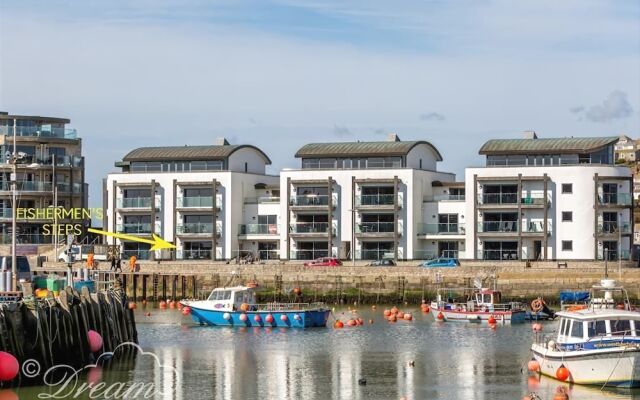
[1,0,639,210]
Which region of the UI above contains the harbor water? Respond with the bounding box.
[6,306,640,400]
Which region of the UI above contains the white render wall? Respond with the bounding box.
[464,165,633,260]
[279,167,455,260]
[105,171,279,259]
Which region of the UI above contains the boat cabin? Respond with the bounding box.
[206,286,256,311]
[475,289,502,306]
[555,311,640,345]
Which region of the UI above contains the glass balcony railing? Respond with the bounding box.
[599,193,632,206]
[477,250,519,260]
[176,249,213,260]
[117,197,152,208]
[35,155,83,167]
[0,234,57,244]
[122,249,151,260]
[0,125,75,139]
[477,221,518,233]
[243,196,280,204]
[521,221,551,234]
[176,196,217,208]
[289,222,332,234]
[116,223,152,234]
[290,194,335,207]
[176,223,217,235]
[479,193,518,204]
[356,222,395,233]
[356,194,395,206]
[424,194,466,202]
[356,249,395,260]
[597,249,631,261]
[597,222,632,235]
[417,223,465,235]
[238,224,279,235]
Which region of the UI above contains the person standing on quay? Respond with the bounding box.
[129,255,137,273]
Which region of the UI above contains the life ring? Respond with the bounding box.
[531,298,544,313]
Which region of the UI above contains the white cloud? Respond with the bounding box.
[584,90,634,123]
[420,112,445,122]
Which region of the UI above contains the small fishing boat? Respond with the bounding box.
[530,279,640,388]
[430,286,526,324]
[181,286,331,328]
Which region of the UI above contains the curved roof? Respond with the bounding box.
[295,140,443,161]
[479,137,619,155]
[122,144,271,164]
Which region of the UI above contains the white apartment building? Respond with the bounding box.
[104,139,279,260]
[465,134,633,261]
[279,134,455,261]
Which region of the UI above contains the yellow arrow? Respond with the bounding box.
[87,228,176,251]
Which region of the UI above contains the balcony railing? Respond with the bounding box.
[0,181,53,192]
[477,249,519,260]
[244,196,280,204]
[479,193,550,205]
[289,222,332,234]
[239,224,279,235]
[598,193,632,206]
[122,249,151,260]
[356,222,395,234]
[36,155,83,167]
[289,194,336,207]
[118,197,152,208]
[176,249,212,260]
[417,223,465,235]
[356,249,395,260]
[521,221,551,234]
[176,222,217,235]
[0,234,55,244]
[597,249,631,261]
[176,196,217,208]
[0,208,12,218]
[424,194,466,202]
[356,194,395,206]
[290,250,330,260]
[56,182,83,194]
[477,221,518,233]
[116,223,153,234]
[597,222,632,235]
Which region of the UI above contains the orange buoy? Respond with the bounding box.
[347,319,357,327]
[527,375,540,389]
[390,306,398,314]
[182,307,191,316]
[240,303,250,312]
[389,315,397,323]
[177,302,184,310]
[383,309,391,317]
[293,287,302,296]
[159,301,167,309]
[169,301,176,309]
[404,313,412,321]
[437,312,444,320]
[356,318,364,325]
[128,302,137,310]
[265,314,274,324]
[334,320,344,329]
[254,314,261,323]
[556,365,570,381]
[527,360,540,372]
[422,306,430,313]
[397,311,404,319]
[532,323,543,332]
[488,316,497,324]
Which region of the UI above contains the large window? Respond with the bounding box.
[610,320,633,336]
[571,320,584,338]
[302,157,402,170]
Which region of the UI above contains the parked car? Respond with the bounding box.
[368,259,396,266]
[420,258,460,268]
[0,256,32,284]
[303,257,343,267]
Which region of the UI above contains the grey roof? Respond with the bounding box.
[122,145,271,164]
[295,140,443,160]
[0,112,69,124]
[479,137,619,155]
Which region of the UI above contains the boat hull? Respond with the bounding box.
[187,306,331,328]
[430,307,526,323]
[531,343,640,388]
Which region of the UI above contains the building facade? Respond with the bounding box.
[279,134,455,261]
[465,135,633,261]
[0,112,86,246]
[104,139,279,260]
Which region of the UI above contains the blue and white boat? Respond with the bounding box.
[181,286,331,328]
[531,279,640,388]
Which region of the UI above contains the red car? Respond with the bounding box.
[303,257,343,267]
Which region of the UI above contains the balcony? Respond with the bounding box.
[56,182,83,194]
[289,222,334,235]
[117,197,152,209]
[116,223,153,234]
[176,249,213,260]
[355,193,402,208]
[598,193,632,207]
[0,181,54,192]
[244,196,280,204]
[176,222,219,235]
[238,224,279,235]
[414,250,458,260]
[417,223,465,236]
[477,221,518,234]
[289,249,331,260]
[521,221,551,235]
[597,249,631,261]
[424,194,466,202]
[477,249,519,260]
[478,193,550,207]
[597,222,632,235]
[355,222,397,236]
[289,194,336,208]
[36,155,83,168]
[176,194,223,209]
[356,249,395,260]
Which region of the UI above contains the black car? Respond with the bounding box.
[368,259,396,266]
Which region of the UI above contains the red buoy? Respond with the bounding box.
[239,313,248,322]
[527,360,540,372]
[334,320,344,328]
[488,316,497,324]
[280,314,288,322]
[265,314,274,324]
[383,309,391,317]
[254,314,262,323]
[556,365,570,382]
[181,307,191,316]
[0,352,19,381]
[437,312,444,320]
[159,301,167,309]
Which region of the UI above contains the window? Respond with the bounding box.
[610,320,632,336]
[587,320,608,337]
[571,320,584,338]
[562,241,573,251]
[562,212,572,222]
[562,184,572,194]
[244,162,248,173]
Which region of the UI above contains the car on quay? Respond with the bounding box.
[419,258,460,268]
[367,259,396,267]
[303,257,343,267]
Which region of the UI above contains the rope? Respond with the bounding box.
[600,340,632,390]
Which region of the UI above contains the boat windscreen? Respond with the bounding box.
[560,291,590,302]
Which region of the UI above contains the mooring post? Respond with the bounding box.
[142,275,147,301]
[162,275,167,300]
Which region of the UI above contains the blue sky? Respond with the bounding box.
[1,0,639,210]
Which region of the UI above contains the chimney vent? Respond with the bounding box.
[522,131,537,140]
[387,133,401,142]
[216,137,230,146]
